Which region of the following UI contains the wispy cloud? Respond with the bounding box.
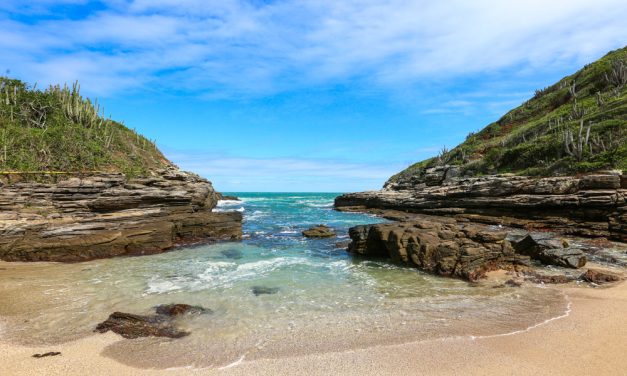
[1,0,625,96]
[165,149,404,191]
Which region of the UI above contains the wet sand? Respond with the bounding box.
[1,280,626,376]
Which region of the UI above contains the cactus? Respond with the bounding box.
[605,58,627,97]
[563,119,591,162]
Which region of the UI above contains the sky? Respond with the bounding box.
[1,1,626,192]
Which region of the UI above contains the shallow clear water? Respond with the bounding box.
[0,193,568,368]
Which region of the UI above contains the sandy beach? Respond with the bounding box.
[1,280,626,376]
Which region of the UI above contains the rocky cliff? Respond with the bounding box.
[0,168,242,262]
[336,171,626,241]
[0,78,242,262]
[335,48,627,281]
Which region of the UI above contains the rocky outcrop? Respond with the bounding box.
[347,217,531,281]
[345,215,601,281]
[0,168,242,262]
[302,224,336,238]
[336,171,626,241]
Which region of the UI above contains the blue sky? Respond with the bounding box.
[1,1,626,192]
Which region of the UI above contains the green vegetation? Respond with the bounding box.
[389,46,627,184]
[0,78,170,177]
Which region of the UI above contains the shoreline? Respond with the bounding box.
[1,281,625,375]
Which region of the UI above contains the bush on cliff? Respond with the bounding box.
[388,46,627,186]
[0,78,169,176]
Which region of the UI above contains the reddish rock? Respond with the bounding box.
[581,269,622,284]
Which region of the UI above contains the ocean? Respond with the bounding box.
[0,193,568,368]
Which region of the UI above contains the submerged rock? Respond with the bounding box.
[221,248,244,259]
[154,304,212,316]
[95,303,212,339]
[251,286,280,296]
[221,195,240,201]
[95,312,190,339]
[302,225,336,238]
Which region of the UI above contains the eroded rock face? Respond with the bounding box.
[0,168,243,262]
[347,217,530,281]
[336,172,626,241]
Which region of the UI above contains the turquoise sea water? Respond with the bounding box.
[0,193,568,368]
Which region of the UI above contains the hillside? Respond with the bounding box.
[0,78,170,177]
[388,46,627,187]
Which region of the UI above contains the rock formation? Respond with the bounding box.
[302,224,336,238]
[347,216,531,281]
[0,168,242,262]
[336,171,626,241]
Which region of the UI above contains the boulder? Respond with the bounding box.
[513,234,587,268]
[580,269,622,284]
[302,225,336,238]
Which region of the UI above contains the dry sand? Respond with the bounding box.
[1,281,626,376]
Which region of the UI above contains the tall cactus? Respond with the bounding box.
[563,119,591,162]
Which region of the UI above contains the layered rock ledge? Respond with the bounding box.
[0,168,242,262]
[336,170,626,241]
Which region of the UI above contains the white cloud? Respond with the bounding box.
[164,150,404,191]
[0,0,625,96]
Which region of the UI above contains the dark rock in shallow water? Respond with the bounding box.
[221,248,243,259]
[32,352,61,358]
[221,195,240,201]
[95,311,190,339]
[580,269,622,284]
[154,304,212,316]
[251,286,280,296]
[302,225,336,238]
